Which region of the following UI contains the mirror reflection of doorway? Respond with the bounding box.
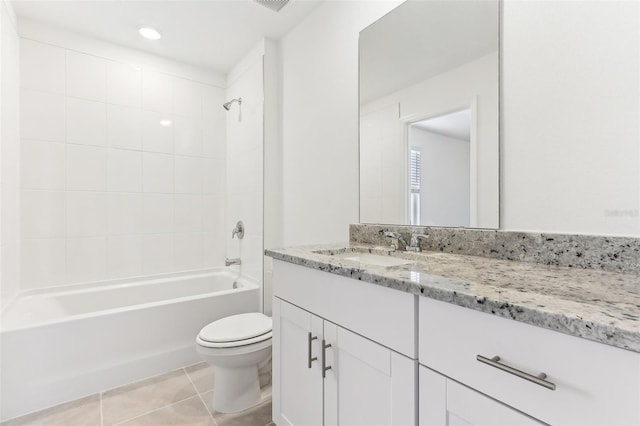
[408,109,471,227]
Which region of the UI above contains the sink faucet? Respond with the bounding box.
[407,233,429,252]
[225,258,241,266]
[382,231,409,251]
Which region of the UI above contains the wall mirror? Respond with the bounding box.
[359,0,500,228]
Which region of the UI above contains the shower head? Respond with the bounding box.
[223,98,242,111]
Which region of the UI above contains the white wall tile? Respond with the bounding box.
[143,152,174,193]
[1,186,20,245]
[107,105,142,150]
[202,121,226,159]
[107,61,141,107]
[142,110,173,153]
[107,149,142,192]
[20,39,65,94]
[142,70,172,113]
[66,97,107,146]
[173,78,202,117]
[203,84,225,117]
[66,50,107,101]
[142,234,174,274]
[174,156,203,194]
[203,159,225,194]
[21,140,65,190]
[203,195,223,232]
[21,190,65,238]
[1,244,20,303]
[66,191,108,237]
[173,116,202,156]
[20,89,65,142]
[203,232,224,267]
[66,145,107,191]
[107,235,142,279]
[202,85,226,159]
[66,237,107,283]
[174,232,204,271]
[174,194,203,232]
[142,194,174,234]
[21,238,66,289]
[107,193,142,235]
[18,34,232,289]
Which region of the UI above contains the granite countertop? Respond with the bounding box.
[265,243,640,353]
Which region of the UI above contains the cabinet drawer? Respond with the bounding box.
[273,260,416,358]
[419,298,640,425]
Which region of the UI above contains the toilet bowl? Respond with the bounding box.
[196,312,272,414]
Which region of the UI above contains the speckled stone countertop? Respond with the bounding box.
[265,243,640,353]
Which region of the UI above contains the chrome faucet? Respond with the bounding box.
[232,220,244,239]
[225,258,241,266]
[383,231,409,251]
[407,233,429,252]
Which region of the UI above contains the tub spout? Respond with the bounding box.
[225,258,241,266]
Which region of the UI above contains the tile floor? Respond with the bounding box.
[1,363,273,426]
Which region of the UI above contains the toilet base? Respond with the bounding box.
[212,364,261,413]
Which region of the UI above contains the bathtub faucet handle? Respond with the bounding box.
[232,221,244,239]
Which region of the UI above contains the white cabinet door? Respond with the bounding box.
[420,366,542,426]
[273,298,323,426]
[324,322,415,426]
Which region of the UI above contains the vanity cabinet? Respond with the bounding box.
[419,366,542,425]
[272,260,417,426]
[419,297,640,425]
[271,257,640,426]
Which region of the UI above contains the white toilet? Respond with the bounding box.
[196,312,272,413]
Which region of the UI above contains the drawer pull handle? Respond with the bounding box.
[322,339,332,378]
[307,332,318,368]
[476,355,556,391]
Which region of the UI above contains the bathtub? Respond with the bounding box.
[0,268,259,422]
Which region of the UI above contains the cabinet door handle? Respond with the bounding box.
[307,332,318,368]
[322,339,332,378]
[476,355,556,391]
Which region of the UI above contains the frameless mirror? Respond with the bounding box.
[359,0,500,228]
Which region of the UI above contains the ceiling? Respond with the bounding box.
[11,0,322,74]
[359,0,498,104]
[413,109,471,142]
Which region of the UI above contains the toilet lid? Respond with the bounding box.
[199,313,272,343]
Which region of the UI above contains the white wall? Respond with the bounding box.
[361,52,499,229]
[225,41,264,293]
[501,0,639,237]
[0,0,20,308]
[281,0,639,240]
[279,0,403,246]
[411,127,470,227]
[18,21,227,289]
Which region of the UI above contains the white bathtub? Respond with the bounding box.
[0,269,259,422]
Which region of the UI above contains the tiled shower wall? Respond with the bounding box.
[225,43,264,288]
[19,28,227,289]
[0,0,21,307]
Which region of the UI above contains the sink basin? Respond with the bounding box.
[309,247,413,267]
[338,253,413,267]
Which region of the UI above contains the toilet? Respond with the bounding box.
[196,312,272,413]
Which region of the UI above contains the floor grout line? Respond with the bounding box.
[109,394,199,426]
[183,366,219,426]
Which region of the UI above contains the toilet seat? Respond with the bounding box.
[197,331,272,348]
[197,312,272,348]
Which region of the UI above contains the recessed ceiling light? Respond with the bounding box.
[138,26,162,41]
[159,119,172,127]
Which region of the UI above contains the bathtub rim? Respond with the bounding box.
[0,267,259,333]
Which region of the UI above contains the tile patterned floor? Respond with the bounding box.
[1,363,273,426]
